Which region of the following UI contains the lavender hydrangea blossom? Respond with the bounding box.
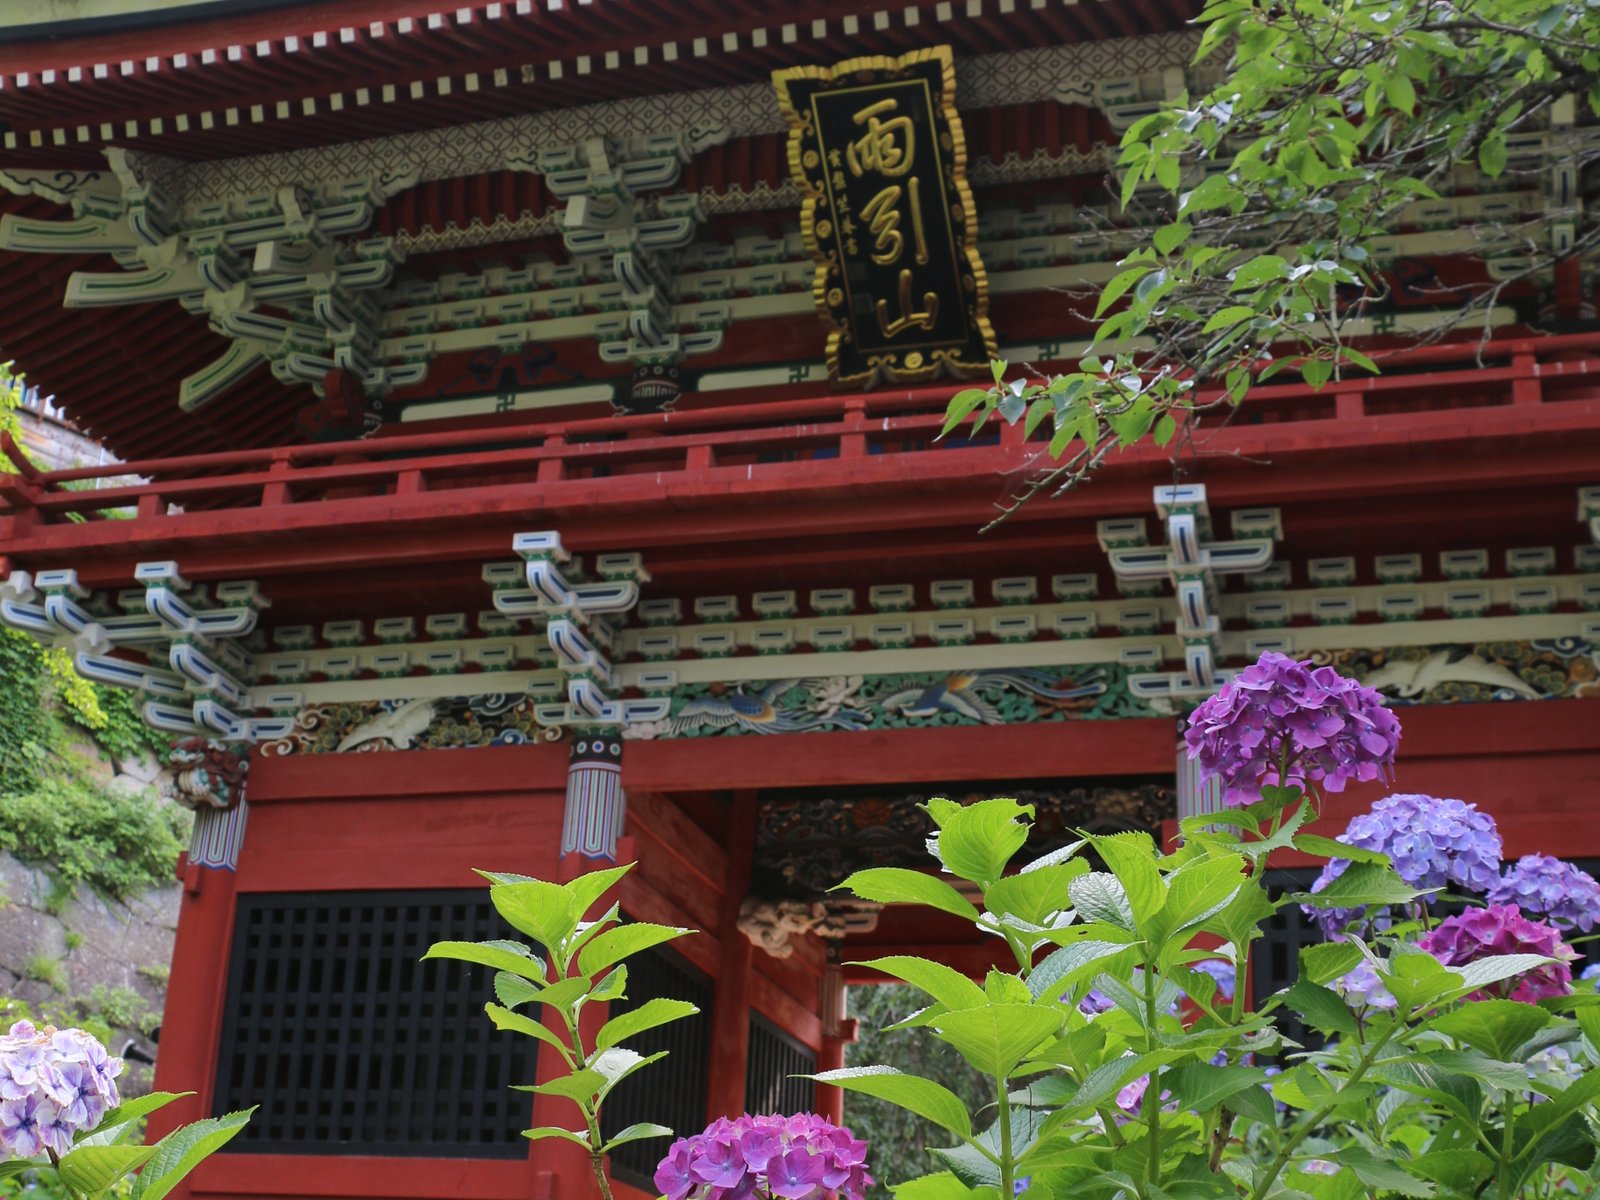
[1487,855,1600,932]
[1418,904,1578,1003]
[656,1113,871,1200]
[1184,652,1401,806]
[0,1021,122,1160]
[1333,961,1397,1011]
[1305,794,1504,937]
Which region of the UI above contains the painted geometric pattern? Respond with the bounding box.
[258,638,1600,755]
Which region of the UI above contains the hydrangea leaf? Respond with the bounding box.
[853,955,988,1012]
[1067,873,1134,931]
[422,939,546,982]
[1293,861,1429,908]
[484,1001,571,1053]
[518,1069,605,1102]
[128,1109,255,1200]
[522,1125,592,1147]
[837,867,981,922]
[929,1004,1064,1078]
[601,1122,674,1151]
[1164,853,1248,931]
[595,998,699,1051]
[562,864,632,917]
[1280,979,1358,1037]
[58,1144,160,1196]
[1328,1147,1435,1197]
[889,1172,984,1200]
[1088,833,1167,929]
[1425,1000,1553,1061]
[809,1066,974,1138]
[1163,1063,1270,1113]
[74,1092,193,1149]
[1293,834,1388,865]
[929,798,1035,887]
[984,862,1086,926]
[1404,1150,1493,1195]
[1297,940,1363,985]
[1068,1050,1185,1110]
[488,882,579,953]
[577,922,692,977]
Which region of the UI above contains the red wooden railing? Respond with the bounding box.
[3,332,1600,530]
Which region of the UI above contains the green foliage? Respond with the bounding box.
[846,987,990,1200]
[64,930,84,952]
[426,862,698,1200]
[945,0,1600,521]
[21,952,68,993]
[85,985,156,1034]
[137,964,171,988]
[0,781,190,900]
[825,791,1599,1199]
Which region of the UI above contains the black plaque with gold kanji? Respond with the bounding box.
[774,46,997,387]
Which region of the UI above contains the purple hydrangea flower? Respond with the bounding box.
[1333,961,1397,1011]
[0,1021,122,1160]
[1488,855,1600,933]
[1184,652,1400,806]
[1077,988,1116,1016]
[1301,1161,1340,1176]
[1581,963,1600,982]
[1417,905,1578,1003]
[656,1113,871,1200]
[1305,795,1503,937]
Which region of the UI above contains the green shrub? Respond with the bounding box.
[22,952,67,992]
[0,780,190,899]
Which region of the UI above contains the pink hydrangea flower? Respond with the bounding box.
[1418,905,1578,1003]
[1184,652,1400,806]
[656,1113,871,1200]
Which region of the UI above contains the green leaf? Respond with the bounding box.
[129,1109,255,1200]
[423,939,546,981]
[1298,940,1362,986]
[984,862,1085,926]
[890,1172,982,1200]
[1201,305,1256,335]
[1405,1150,1492,1195]
[1292,861,1425,909]
[1447,954,1561,999]
[1089,832,1166,929]
[1329,1147,1435,1197]
[854,955,988,1012]
[494,971,544,1009]
[595,998,699,1051]
[591,963,628,1002]
[942,389,993,437]
[1096,265,1151,317]
[837,867,981,922]
[1027,940,1135,1000]
[522,1068,605,1102]
[0,1162,48,1182]
[1164,853,1246,930]
[1153,222,1192,256]
[490,880,579,949]
[602,1122,674,1151]
[1479,131,1507,178]
[1384,72,1416,113]
[811,1066,973,1138]
[563,864,632,916]
[523,1125,592,1147]
[1164,1063,1270,1113]
[74,1091,193,1148]
[59,1144,161,1196]
[485,1001,574,1054]
[1153,414,1177,447]
[1281,979,1357,1037]
[577,921,691,977]
[1070,1050,1183,1110]
[1067,873,1134,930]
[930,797,1033,887]
[1291,835,1388,865]
[929,1004,1063,1078]
[1426,999,1553,1061]
[593,1048,669,1105]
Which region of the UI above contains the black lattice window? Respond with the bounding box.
[1253,868,1323,1053]
[745,1012,816,1117]
[214,890,538,1157]
[600,946,714,1189]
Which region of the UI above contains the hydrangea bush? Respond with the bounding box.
[0,1020,251,1197]
[437,651,1599,1200]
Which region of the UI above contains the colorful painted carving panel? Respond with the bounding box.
[774,46,996,386]
[257,639,1598,755]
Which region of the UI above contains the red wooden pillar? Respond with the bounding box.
[147,859,238,1160]
[814,964,856,1125]
[707,792,758,1121]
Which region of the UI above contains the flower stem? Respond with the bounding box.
[996,1075,1015,1200]
[1142,965,1162,1186]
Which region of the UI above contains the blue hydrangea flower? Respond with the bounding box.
[1189,958,1236,1002]
[1305,794,1503,936]
[1581,962,1600,982]
[1487,855,1600,932]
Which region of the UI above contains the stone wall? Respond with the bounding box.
[0,853,179,1095]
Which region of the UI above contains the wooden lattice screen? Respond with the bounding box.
[213,889,536,1157]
